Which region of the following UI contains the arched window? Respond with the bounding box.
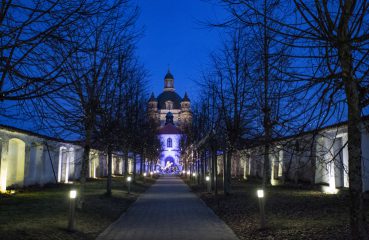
[7,138,26,188]
[165,101,173,110]
[167,138,172,148]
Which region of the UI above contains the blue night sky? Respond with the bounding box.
[135,0,227,101]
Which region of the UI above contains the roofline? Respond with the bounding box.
[0,124,79,144]
[241,115,369,149]
[193,115,369,151]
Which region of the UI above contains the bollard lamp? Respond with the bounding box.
[257,189,264,198]
[70,190,77,199]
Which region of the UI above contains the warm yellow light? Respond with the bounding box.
[257,189,264,198]
[0,168,7,193]
[205,176,210,182]
[127,176,132,182]
[322,186,339,194]
[187,171,190,175]
[143,172,147,177]
[69,190,77,199]
[192,173,196,177]
[150,171,153,175]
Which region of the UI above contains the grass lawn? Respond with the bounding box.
[0,176,156,240]
[186,177,369,240]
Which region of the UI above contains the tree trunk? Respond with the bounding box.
[106,147,112,196]
[212,148,218,195]
[339,1,368,237]
[225,150,232,195]
[262,0,271,190]
[78,143,91,208]
[345,77,368,239]
[222,151,226,192]
[140,152,144,175]
[133,153,137,181]
[124,150,129,176]
[201,151,205,184]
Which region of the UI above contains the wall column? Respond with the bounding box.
[0,139,8,192]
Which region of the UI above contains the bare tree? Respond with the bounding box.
[216,0,369,237]
[94,45,143,195]
[37,1,139,205]
[0,0,112,106]
[288,1,369,238]
[202,28,255,195]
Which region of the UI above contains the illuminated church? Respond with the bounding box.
[148,70,192,173]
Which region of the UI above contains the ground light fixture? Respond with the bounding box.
[192,173,197,184]
[127,176,132,194]
[143,172,147,177]
[257,189,266,229]
[182,170,186,174]
[68,190,77,231]
[150,171,153,176]
[257,189,264,198]
[205,176,211,193]
[187,170,190,175]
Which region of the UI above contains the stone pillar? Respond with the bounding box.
[57,147,63,182]
[339,134,349,188]
[0,138,8,192]
[243,155,247,180]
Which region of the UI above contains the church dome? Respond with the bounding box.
[165,71,174,80]
[157,91,182,109]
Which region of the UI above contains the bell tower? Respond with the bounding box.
[164,70,175,92]
[148,92,159,123]
[180,92,192,128]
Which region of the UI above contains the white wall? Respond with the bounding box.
[159,133,181,169]
[239,125,365,192]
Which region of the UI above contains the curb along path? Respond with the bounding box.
[97,175,239,240]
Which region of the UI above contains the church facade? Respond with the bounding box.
[148,71,192,173]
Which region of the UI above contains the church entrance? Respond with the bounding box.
[162,157,179,174]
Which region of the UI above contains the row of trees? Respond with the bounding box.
[188,0,369,238]
[0,1,160,202]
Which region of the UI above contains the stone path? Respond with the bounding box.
[96,175,239,240]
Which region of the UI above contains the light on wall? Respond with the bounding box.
[322,185,339,194]
[0,168,8,192]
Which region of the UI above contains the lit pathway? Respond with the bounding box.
[96,175,239,240]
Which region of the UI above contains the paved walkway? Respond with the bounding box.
[97,175,239,240]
